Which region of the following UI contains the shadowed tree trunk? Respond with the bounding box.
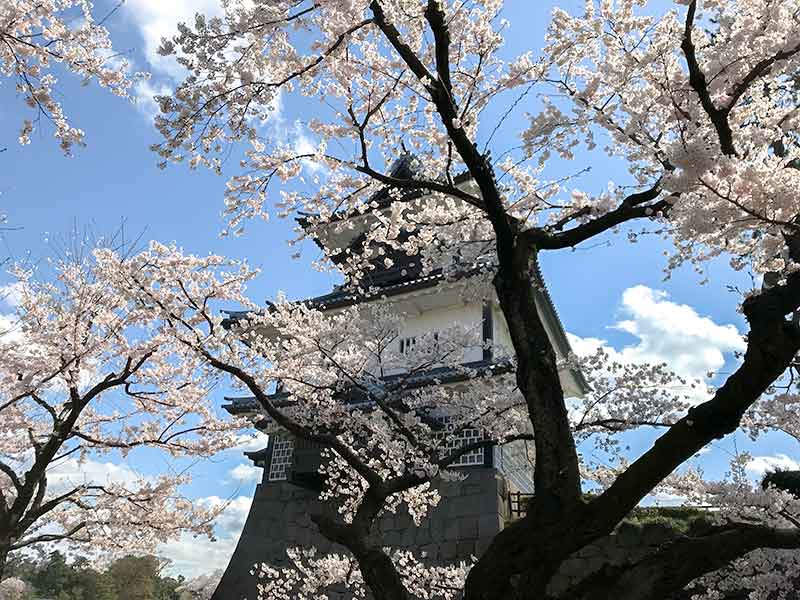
[0,540,10,581]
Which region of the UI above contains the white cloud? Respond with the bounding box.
[643,491,688,507]
[132,78,173,122]
[229,462,262,483]
[0,282,24,309]
[569,285,745,403]
[612,286,745,380]
[159,495,252,578]
[47,457,151,493]
[123,0,222,116]
[234,431,270,453]
[291,120,326,175]
[0,283,23,343]
[122,1,286,129]
[0,312,21,343]
[160,532,237,579]
[745,454,800,477]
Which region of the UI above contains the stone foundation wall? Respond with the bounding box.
[214,484,798,600]
[212,468,509,600]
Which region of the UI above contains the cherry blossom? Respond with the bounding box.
[0,1,146,153]
[0,248,241,577]
[176,569,224,599]
[255,547,470,600]
[0,577,27,600]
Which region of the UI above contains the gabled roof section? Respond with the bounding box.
[222,153,588,395]
[222,357,515,417]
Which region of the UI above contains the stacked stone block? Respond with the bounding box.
[212,468,510,599]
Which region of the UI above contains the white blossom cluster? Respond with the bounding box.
[0,248,243,560]
[175,569,224,600]
[0,577,27,600]
[1,1,146,153]
[254,547,469,600]
[533,0,800,279]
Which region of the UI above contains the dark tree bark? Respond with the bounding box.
[312,492,412,600]
[0,543,8,580]
[566,524,800,600]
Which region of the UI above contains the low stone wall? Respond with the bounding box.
[375,468,507,562]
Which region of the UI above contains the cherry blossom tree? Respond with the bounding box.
[0,576,26,600]
[143,0,800,597]
[0,248,242,579]
[0,1,145,153]
[176,569,223,599]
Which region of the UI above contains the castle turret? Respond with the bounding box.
[212,162,586,599]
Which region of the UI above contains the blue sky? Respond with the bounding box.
[1,0,796,579]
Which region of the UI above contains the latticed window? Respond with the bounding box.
[440,416,484,467]
[268,436,294,481]
[448,427,484,466]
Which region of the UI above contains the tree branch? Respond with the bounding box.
[0,460,21,491]
[681,1,736,156]
[589,269,800,528]
[526,185,672,250]
[10,522,88,550]
[567,522,800,600]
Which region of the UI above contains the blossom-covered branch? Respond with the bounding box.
[0,249,240,576]
[148,0,800,597]
[0,1,145,153]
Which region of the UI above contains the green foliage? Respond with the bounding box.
[5,551,183,600]
[626,506,711,535]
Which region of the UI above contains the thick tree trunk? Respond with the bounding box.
[312,501,412,600]
[463,519,531,599]
[464,507,600,600]
[0,543,9,581]
[354,547,411,600]
[493,255,582,515]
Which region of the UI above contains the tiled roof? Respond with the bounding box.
[222,264,483,325]
[222,358,514,416]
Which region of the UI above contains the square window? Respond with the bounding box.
[400,337,417,354]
